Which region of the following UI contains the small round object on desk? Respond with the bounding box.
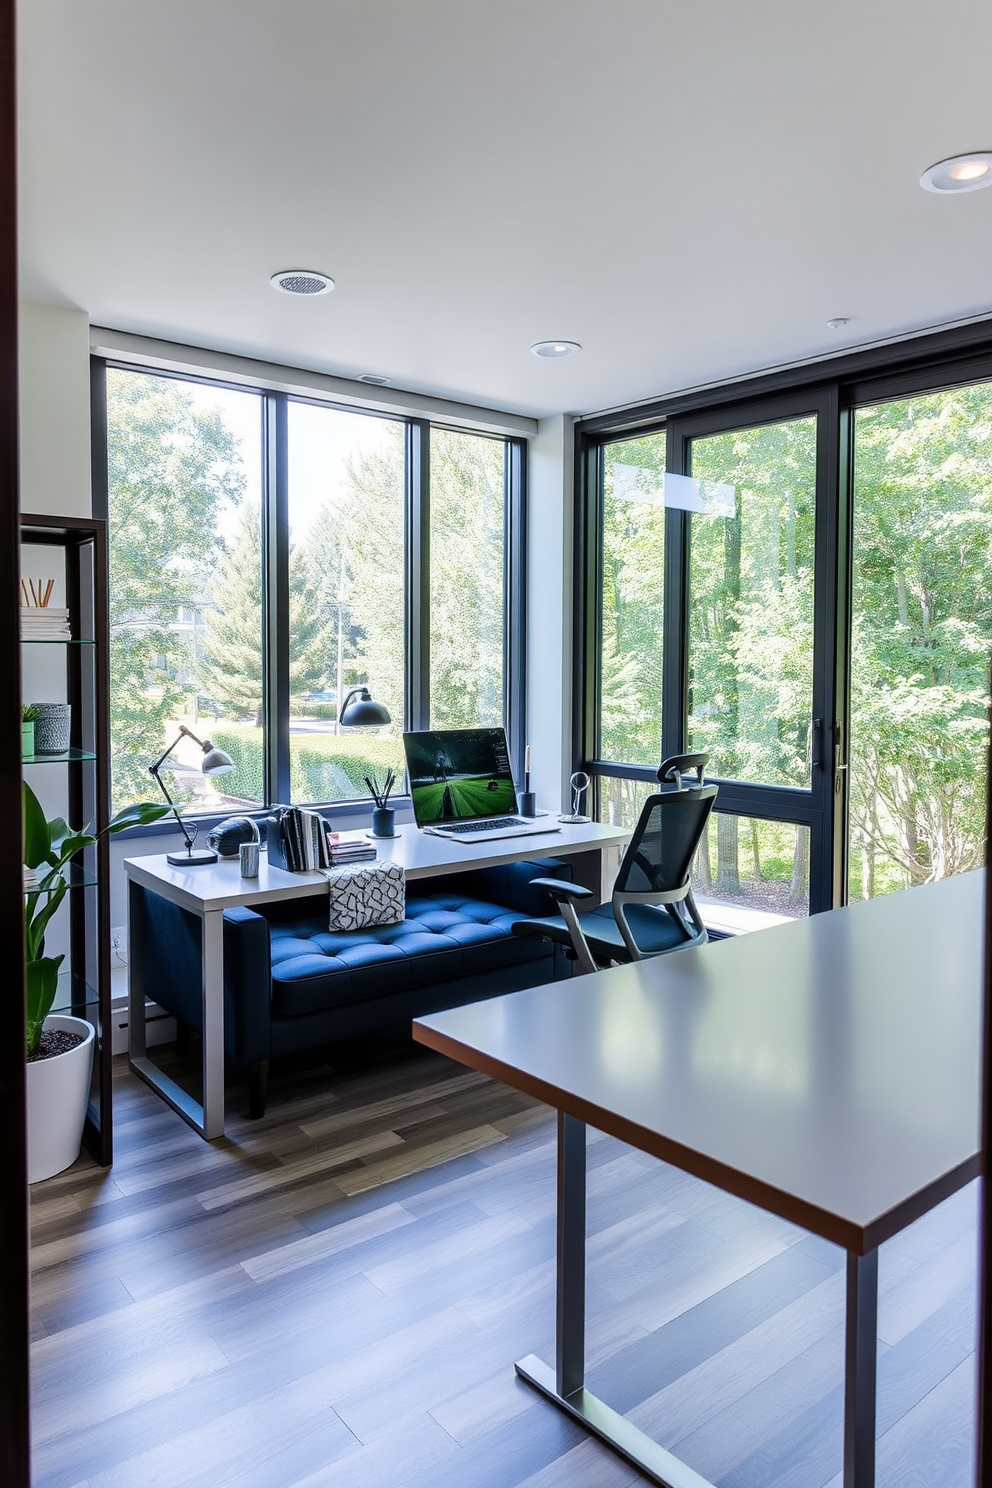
[371,807,395,838]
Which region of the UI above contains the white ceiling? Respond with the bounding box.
[16,0,992,419]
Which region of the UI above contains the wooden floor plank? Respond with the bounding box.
[29,1043,979,1488]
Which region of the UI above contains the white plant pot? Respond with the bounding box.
[26,1014,95,1184]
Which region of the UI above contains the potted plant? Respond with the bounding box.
[21,703,38,759]
[23,780,171,1182]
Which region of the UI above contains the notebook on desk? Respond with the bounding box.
[403,727,558,843]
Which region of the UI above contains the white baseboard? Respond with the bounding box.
[110,967,176,1056]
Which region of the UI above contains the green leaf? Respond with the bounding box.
[49,818,84,855]
[25,956,64,1055]
[25,875,67,961]
[108,800,175,833]
[22,782,51,869]
[54,833,98,866]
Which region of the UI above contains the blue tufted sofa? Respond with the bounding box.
[134,856,574,1116]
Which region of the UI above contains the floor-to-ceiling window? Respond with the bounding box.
[577,333,992,926]
[103,368,265,816]
[849,382,992,900]
[286,402,407,805]
[98,363,527,818]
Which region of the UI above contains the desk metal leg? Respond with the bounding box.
[516,1113,715,1488]
[844,1249,878,1488]
[127,889,226,1141]
[200,908,225,1139]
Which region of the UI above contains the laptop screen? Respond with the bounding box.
[403,728,518,827]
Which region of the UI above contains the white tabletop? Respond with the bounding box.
[416,871,984,1254]
[123,818,630,913]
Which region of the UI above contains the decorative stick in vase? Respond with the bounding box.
[519,744,536,818]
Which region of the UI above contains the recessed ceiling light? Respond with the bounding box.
[530,341,582,358]
[270,269,335,295]
[920,153,992,193]
[826,317,851,329]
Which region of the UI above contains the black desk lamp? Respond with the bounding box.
[149,724,236,866]
[338,686,391,727]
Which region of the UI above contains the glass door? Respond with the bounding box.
[672,394,838,929]
[848,381,992,901]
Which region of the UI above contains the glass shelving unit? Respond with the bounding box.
[21,514,112,1166]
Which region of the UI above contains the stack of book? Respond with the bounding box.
[274,809,377,871]
[20,581,71,640]
[326,838,376,866]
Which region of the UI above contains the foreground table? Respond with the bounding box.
[125,818,629,1138]
[414,871,983,1488]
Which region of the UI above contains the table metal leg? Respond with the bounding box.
[844,1248,878,1488]
[556,1111,586,1396]
[126,888,226,1141]
[200,908,225,1139]
[516,1112,715,1488]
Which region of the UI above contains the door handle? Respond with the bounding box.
[834,722,848,795]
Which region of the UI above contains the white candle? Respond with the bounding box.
[524,744,531,776]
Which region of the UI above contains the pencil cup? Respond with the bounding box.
[371,807,395,838]
[239,841,260,877]
[518,791,537,818]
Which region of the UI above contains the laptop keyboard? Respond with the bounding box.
[440,816,526,834]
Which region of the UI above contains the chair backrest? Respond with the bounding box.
[614,781,718,898]
[657,752,708,790]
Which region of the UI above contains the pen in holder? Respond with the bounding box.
[518,743,536,817]
[366,770,398,838]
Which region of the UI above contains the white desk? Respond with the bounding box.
[415,871,983,1488]
[125,819,629,1139]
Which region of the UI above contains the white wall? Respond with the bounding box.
[19,301,93,963]
[526,414,573,815]
[19,301,91,517]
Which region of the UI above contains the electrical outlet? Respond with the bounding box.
[111,925,127,963]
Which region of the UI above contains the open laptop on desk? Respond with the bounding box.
[403,727,558,843]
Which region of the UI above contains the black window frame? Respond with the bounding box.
[91,357,528,832]
[574,319,992,916]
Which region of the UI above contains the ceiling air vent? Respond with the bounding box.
[270,269,335,296]
[356,373,392,386]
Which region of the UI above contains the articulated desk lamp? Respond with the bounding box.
[338,686,391,728]
[149,724,236,866]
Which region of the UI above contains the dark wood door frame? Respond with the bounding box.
[0,0,31,1482]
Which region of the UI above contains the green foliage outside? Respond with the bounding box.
[429,429,505,728]
[599,384,992,909]
[848,386,992,897]
[599,435,667,765]
[106,370,244,807]
[209,727,405,808]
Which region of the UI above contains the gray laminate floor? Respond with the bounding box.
[29,1039,978,1487]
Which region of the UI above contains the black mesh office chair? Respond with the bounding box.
[513,754,718,975]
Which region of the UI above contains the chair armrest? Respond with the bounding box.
[223,906,274,1065]
[464,857,574,916]
[528,878,594,903]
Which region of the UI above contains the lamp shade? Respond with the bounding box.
[339,687,391,727]
[201,743,235,775]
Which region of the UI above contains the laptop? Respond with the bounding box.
[403,727,558,843]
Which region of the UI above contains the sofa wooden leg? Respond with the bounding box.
[248,1059,270,1119]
